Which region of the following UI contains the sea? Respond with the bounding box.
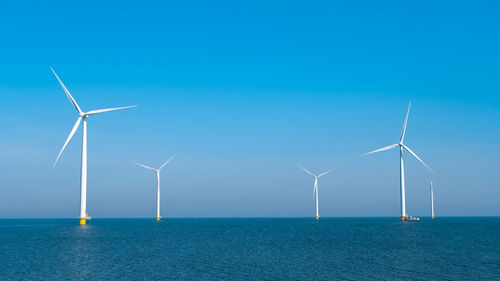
[0,217,499,280]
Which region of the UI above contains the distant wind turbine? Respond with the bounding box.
[134,153,177,221]
[51,67,137,225]
[416,177,436,219]
[298,165,335,220]
[362,102,433,221]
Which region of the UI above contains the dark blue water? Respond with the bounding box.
[0,218,499,280]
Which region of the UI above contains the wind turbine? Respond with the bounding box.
[51,67,137,225]
[362,102,433,221]
[416,177,435,219]
[298,165,335,220]
[134,153,177,221]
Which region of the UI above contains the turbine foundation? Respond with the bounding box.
[79,219,86,225]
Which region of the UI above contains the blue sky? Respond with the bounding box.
[0,1,499,218]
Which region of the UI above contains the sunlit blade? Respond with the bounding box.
[86,105,137,115]
[313,184,317,200]
[361,143,398,156]
[298,165,316,177]
[400,102,411,143]
[318,169,335,178]
[133,162,157,172]
[403,145,433,172]
[159,153,177,171]
[53,117,82,169]
[50,67,82,113]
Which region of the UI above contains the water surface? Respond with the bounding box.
[0,218,499,280]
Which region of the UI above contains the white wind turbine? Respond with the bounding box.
[416,177,436,219]
[134,153,177,221]
[298,165,335,220]
[362,102,433,221]
[51,67,137,225]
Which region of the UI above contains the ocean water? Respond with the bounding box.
[0,218,499,280]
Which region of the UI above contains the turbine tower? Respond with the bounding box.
[362,102,432,221]
[51,67,136,225]
[417,178,435,219]
[298,165,335,220]
[134,153,177,221]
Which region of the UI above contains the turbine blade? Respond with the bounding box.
[400,102,411,143]
[298,165,316,177]
[53,117,82,169]
[318,169,335,178]
[133,162,157,172]
[403,145,433,172]
[50,67,82,113]
[159,153,177,171]
[361,143,398,156]
[86,105,137,115]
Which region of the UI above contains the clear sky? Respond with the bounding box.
[0,1,499,218]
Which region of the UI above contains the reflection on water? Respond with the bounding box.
[69,224,93,280]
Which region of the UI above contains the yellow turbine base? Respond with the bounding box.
[156,217,160,221]
[432,216,435,219]
[79,219,86,225]
[401,216,407,222]
[316,216,319,220]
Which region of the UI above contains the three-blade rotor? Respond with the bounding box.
[361,102,432,172]
[134,153,178,173]
[51,67,137,168]
[298,165,335,200]
[298,165,335,179]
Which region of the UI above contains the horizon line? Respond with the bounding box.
[0,215,499,219]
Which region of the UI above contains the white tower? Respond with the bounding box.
[362,103,433,221]
[134,153,177,221]
[298,165,335,220]
[51,67,136,225]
